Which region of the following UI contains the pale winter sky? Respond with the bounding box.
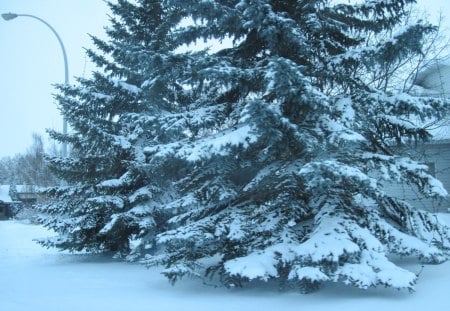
[0,0,448,158]
[0,0,109,158]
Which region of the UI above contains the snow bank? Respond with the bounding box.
[2,220,450,311]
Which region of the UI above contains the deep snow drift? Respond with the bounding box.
[1,219,450,311]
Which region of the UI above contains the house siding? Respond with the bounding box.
[383,141,450,213]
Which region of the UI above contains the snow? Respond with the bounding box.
[225,251,279,281]
[110,78,141,94]
[299,160,378,190]
[145,124,258,162]
[91,92,114,101]
[98,178,123,188]
[322,116,366,143]
[86,195,125,209]
[2,220,450,310]
[288,266,329,282]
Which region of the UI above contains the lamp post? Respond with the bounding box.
[2,12,69,157]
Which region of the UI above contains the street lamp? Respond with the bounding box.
[2,12,69,157]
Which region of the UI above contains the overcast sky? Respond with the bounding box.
[0,0,449,158]
[0,0,109,158]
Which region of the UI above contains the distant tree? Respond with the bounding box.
[16,133,58,187]
[0,133,58,187]
[0,158,11,184]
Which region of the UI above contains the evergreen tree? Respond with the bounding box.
[139,0,450,292]
[37,0,195,255]
[38,0,450,292]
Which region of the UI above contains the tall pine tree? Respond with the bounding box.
[140,0,450,291]
[38,0,196,256]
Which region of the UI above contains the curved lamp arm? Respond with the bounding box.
[2,12,69,156]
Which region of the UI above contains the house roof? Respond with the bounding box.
[428,119,450,141]
[0,185,13,203]
[414,63,450,96]
[411,62,450,141]
[15,185,37,193]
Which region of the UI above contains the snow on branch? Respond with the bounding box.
[144,124,258,162]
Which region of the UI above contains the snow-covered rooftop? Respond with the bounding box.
[411,62,450,141]
[0,185,13,203]
[429,123,450,141]
[15,184,37,193]
[414,63,450,97]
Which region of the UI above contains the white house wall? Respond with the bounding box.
[383,142,450,213]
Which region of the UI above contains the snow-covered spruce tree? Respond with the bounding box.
[37,0,195,256]
[142,0,450,291]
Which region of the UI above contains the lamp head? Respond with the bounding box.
[1,13,18,21]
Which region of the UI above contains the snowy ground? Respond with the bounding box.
[1,220,450,311]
